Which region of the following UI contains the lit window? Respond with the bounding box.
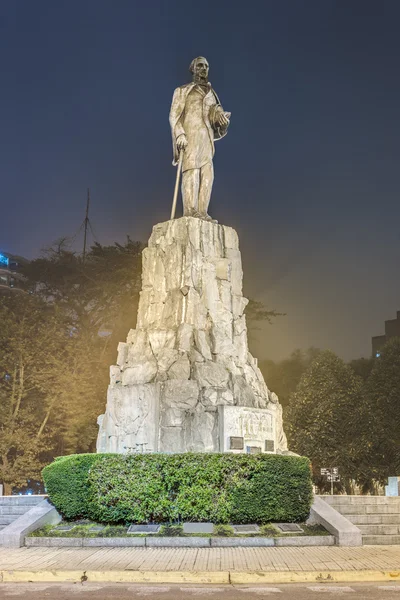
[0,254,9,266]
[376,352,381,358]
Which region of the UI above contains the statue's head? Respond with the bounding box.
[190,56,209,84]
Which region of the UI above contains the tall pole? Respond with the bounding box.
[83,188,90,263]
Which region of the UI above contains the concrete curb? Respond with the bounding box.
[210,537,275,547]
[25,535,335,548]
[1,569,400,584]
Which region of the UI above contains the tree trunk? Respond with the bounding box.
[3,482,12,496]
[37,398,56,439]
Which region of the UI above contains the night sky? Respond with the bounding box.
[1,0,399,362]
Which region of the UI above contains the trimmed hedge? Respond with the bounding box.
[43,453,312,524]
[42,454,101,519]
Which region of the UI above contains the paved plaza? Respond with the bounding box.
[0,545,400,584]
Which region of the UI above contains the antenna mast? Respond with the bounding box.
[82,188,90,263]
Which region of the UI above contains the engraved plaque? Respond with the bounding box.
[128,524,160,534]
[276,523,304,533]
[229,436,244,450]
[265,439,275,452]
[52,525,75,532]
[233,524,260,534]
[247,446,262,454]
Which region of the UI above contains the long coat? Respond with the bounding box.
[169,82,228,166]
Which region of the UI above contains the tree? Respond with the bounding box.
[259,348,322,407]
[20,238,144,458]
[23,238,143,341]
[348,357,375,382]
[359,338,400,483]
[285,350,363,491]
[0,294,68,494]
[245,299,284,355]
[245,299,283,327]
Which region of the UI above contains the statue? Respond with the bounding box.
[96,57,289,457]
[169,57,231,221]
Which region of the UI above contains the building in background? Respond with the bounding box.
[372,311,400,357]
[0,251,29,293]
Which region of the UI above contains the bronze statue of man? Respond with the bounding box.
[169,57,231,221]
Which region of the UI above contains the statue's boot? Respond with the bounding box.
[202,213,218,224]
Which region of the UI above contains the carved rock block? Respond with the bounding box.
[97,217,288,455]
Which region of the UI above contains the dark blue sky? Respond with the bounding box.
[1,0,399,361]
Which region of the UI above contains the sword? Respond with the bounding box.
[170,151,183,220]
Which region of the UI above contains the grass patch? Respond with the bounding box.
[29,521,331,538]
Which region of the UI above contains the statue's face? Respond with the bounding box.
[193,58,209,82]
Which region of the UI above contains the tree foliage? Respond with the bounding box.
[259,348,322,407]
[285,351,364,492]
[283,344,400,493]
[0,294,67,494]
[359,338,400,482]
[0,239,143,493]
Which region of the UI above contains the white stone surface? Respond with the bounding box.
[97,217,288,454]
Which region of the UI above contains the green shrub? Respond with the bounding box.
[42,453,101,519]
[228,454,313,523]
[260,524,279,537]
[159,524,183,536]
[98,525,128,537]
[213,524,234,537]
[43,453,312,524]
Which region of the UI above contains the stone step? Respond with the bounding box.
[0,496,44,506]
[350,514,400,525]
[335,504,400,515]
[363,534,400,545]
[323,495,400,505]
[0,506,30,516]
[0,515,16,526]
[358,524,400,535]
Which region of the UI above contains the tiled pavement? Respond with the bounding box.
[0,545,400,573]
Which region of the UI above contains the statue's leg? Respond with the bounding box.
[198,162,214,218]
[181,168,200,216]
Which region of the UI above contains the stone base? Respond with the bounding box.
[97,217,288,455]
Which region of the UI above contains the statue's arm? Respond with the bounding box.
[210,99,230,139]
[169,87,188,163]
[169,88,185,141]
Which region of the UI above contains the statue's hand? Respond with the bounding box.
[218,112,230,127]
[177,134,188,151]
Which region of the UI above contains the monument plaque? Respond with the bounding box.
[233,524,260,534]
[219,406,277,454]
[276,523,304,533]
[230,436,244,450]
[247,446,262,454]
[265,439,275,452]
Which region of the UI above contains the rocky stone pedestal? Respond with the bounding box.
[97,217,288,454]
